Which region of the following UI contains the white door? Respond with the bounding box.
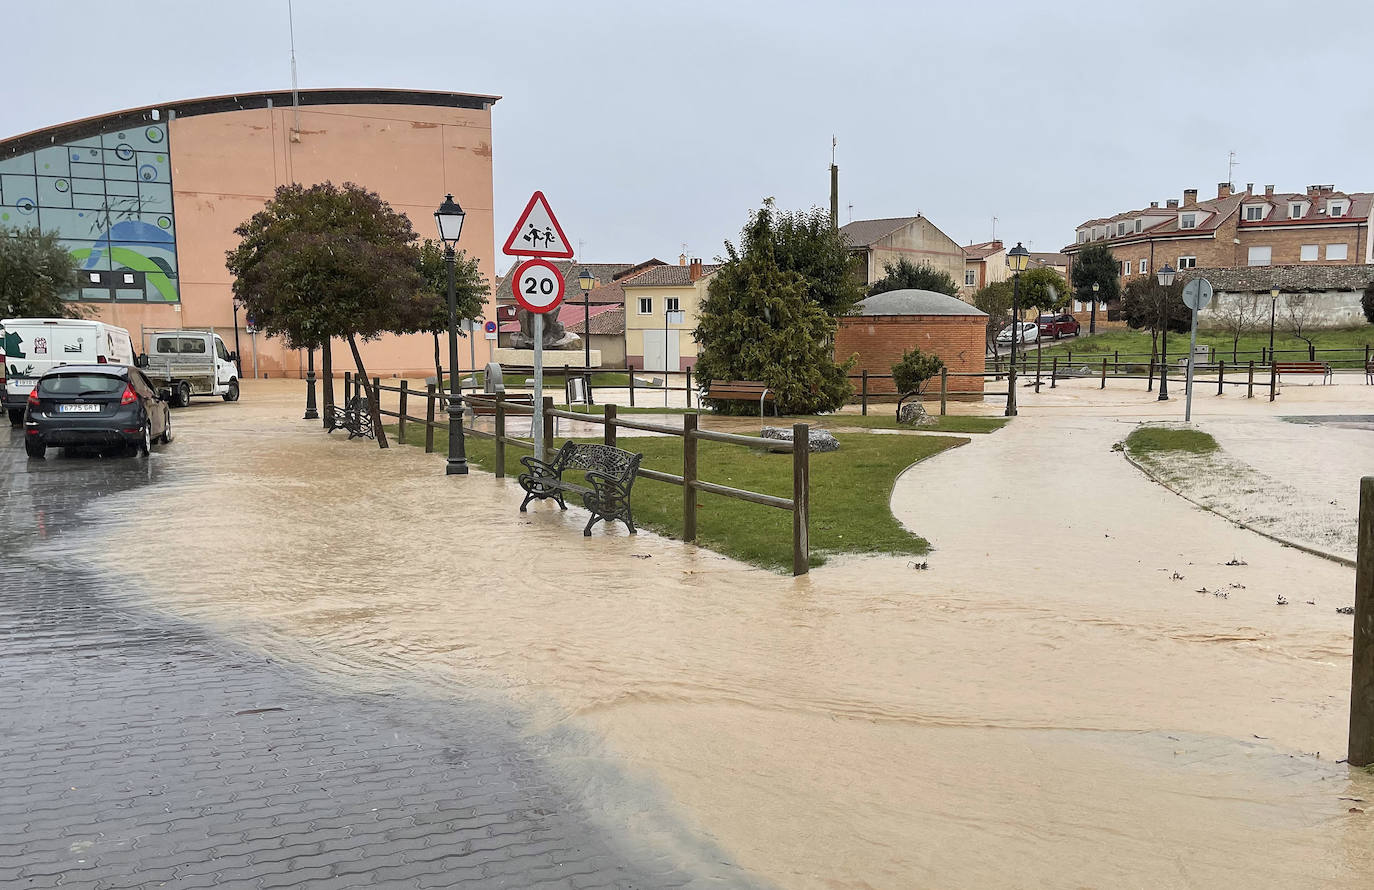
[642,330,679,372]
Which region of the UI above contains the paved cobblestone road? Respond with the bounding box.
[0,429,757,889]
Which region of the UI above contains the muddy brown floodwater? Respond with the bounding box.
[88,381,1373,889]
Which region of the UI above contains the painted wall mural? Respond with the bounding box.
[0,121,178,302]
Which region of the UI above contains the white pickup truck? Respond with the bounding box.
[141,329,241,407]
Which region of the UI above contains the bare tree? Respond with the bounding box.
[1282,293,1316,360]
[1211,292,1262,362]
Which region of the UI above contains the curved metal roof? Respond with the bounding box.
[1,87,501,160]
[854,289,987,317]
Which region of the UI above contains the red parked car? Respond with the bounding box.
[1037,313,1081,339]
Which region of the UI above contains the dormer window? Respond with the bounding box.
[1180,213,1197,229]
[1116,222,1126,236]
[1244,205,1264,221]
[1290,203,1304,219]
[1329,201,1347,217]
[1134,219,1142,233]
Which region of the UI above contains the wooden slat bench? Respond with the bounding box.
[1273,361,1333,384]
[704,380,778,417]
[470,393,534,416]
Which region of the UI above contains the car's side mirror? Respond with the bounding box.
[227,352,239,363]
[135,353,150,369]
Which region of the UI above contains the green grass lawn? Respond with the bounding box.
[563,405,1008,434]
[1123,427,1219,455]
[387,423,966,571]
[1028,325,1374,366]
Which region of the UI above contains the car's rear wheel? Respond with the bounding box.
[223,379,240,402]
[177,382,192,408]
[24,437,46,459]
[7,408,22,428]
[161,410,173,444]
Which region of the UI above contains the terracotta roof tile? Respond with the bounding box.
[837,216,920,247]
[963,240,1004,260]
[620,264,719,287]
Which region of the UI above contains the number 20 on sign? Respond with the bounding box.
[511,258,565,314]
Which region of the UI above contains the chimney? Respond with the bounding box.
[1183,188,1198,205]
[1264,184,1274,196]
[689,259,703,282]
[678,253,687,266]
[1150,201,1159,208]
[1166,199,1179,209]
[1217,182,1231,199]
[1245,182,1254,194]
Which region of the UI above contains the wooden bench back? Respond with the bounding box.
[1273,362,1329,372]
[705,380,774,400]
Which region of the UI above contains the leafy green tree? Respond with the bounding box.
[746,201,865,316]
[1362,280,1374,325]
[226,181,426,448]
[866,257,959,298]
[891,347,944,395]
[695,203,855,414]
[0,226,83,319]
[415,238,490,385]
[1070,244,1120,334]
[973,280,1014,351]
[1017,267,1069,318]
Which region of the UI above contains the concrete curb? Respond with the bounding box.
[1121,448,1356,569]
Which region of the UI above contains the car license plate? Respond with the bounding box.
[59,403,102,413]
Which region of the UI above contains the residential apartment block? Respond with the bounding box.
[961,240,1008,299]
[1063,182,1373,285]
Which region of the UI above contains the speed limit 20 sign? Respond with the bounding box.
[511,258,565,314]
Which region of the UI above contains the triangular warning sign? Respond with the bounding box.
[502,191,574,258]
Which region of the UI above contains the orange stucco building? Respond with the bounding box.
[0,88,499,378]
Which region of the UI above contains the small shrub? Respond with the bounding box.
[1124,427,1218,455]
[891,347,944,395]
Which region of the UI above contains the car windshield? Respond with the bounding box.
[37,373,124,397]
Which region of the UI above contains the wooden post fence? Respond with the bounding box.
[424,383,436,453]
[397,381,408,444]
[1350,476,1374,767]
[603,403,617,447]
[793,423,810,577]
[685,367,693,409]
[1100,358,1108,389]
[628,369,636,407]
[1050,356,1058,389]
[683,413,698,542]
[494,394,506,478]
[1247,361,1255,398]
[1269,363,1278,402]
[861,370,869,416]
[939,367,948,416]
[1217,361,1225,395]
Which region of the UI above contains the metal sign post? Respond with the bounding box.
[1181,278,1213,422]
[503,192,573,461]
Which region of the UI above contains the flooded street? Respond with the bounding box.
[71,380,1374,888]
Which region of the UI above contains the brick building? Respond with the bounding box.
[1063,182,1373,288]
[835,289,986,398]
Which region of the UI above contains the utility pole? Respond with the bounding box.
[829,136,839,231]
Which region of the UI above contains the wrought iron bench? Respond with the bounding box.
[518,441,642,536]
[327,396,375,440]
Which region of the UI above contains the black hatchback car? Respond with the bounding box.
[24,364,173,459]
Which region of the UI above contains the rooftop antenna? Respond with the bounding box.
[578,239,585,262]
[847,202,854,223]
[288,0,301,140]
[1227,150,1237,188]
[992,216,998,241]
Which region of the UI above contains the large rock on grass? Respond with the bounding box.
[760,426,840,453]
[897,400,935,426]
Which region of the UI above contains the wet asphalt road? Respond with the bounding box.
[0,428,730,889]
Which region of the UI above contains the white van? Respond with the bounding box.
[1,318,138,426]
[141,328,241,406]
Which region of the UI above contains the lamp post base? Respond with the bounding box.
[445,400,469,475]
[303,370,319,420]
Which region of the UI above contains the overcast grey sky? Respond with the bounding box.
[7,0,1373,265]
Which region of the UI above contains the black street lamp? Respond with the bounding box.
[303,347,319,420]
[1005,242,1030,417]
[1269,286,1280,363]
[578,267,595,370]
[434,194,469,476]
[1156,263,1177,401]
